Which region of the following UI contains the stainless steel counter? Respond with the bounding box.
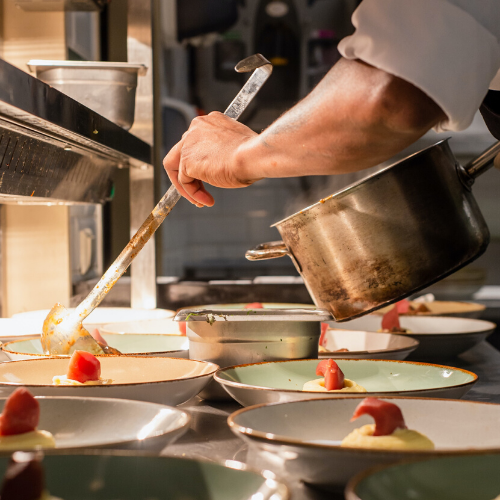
[163,341,500,500]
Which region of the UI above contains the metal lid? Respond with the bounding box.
[175,308,332,323]
[27,60,148,76]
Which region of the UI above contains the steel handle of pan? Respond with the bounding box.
[463,140,500,179]
[245,241,289,261]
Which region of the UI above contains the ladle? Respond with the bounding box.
[41,54,273,355]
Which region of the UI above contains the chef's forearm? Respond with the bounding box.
[237,58,446,181]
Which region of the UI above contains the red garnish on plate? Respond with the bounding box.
[90,328,108,346]
[67,350,101,383]
[316,359,345,390]
[244,302,264,309]
[178,321,187,336]
[381,305,401,331]
[395,299,411,314]
[319,323,329,347]
[351,397,407,436]
[0,388,39,436]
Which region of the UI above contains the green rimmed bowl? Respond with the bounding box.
[215,359,477,406]
[1,333,189,360]
[0,451,289,500]
[229,397,500,490]
[346,454,500,500]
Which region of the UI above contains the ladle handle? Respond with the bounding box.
[74,56,273,322]
[245,241,289,260]
[465,140,500,178]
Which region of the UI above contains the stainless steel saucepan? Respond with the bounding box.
[246,139,500,322]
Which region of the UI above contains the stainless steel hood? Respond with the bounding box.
[0,58,152,204]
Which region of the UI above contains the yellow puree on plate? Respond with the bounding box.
[0,430,55,451]
[341,423,434,450]
[52,375,112,385]
[302,378,367,393]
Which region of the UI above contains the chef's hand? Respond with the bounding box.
[163,111,260,207]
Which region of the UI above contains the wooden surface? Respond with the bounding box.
[1,205,71,316]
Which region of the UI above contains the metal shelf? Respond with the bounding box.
[0,58,152,204]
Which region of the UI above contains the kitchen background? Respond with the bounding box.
[0,0,498,318]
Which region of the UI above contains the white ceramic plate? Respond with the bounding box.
[2,333,189,360]
[0,318,46,343]
[0,396,189,451]
[229,397,500,490]
[101,318,183,335]
[329,316,496,359]
[0,356,218,406]
[0,452,289,500]
[319,330,419,360]
[215,359,477,406]
[12,307,176,329]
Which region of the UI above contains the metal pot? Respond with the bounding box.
[246,139,500,322]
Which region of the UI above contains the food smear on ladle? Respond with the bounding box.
[41,303,120,356]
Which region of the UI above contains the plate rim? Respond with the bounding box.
[214,358,478,395]
[320,330,420,356]
[1,335,188,358]
[229,396,500,457]
[0,356,218,388]
[0,395,191,449]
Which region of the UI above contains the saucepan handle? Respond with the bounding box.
[464,140,500,178]
[245,241,289,260]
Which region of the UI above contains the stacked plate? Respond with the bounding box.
[327,315,495,358]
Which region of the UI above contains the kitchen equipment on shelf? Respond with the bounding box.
[27,60,147,130]
[230,397,500,491]
[0,357,218,406]
[175,307,331,400]
[2,334,189,361]
[246,140,500,322]
[215,358,477,406]
[329,315,496,359]
[319,329,419,360]
[41,54,273,356]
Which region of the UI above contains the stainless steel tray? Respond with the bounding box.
[0,58,151,204]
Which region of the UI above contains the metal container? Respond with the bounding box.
[175,308,331,400]
[246,140,500,322]
[27,60,147,130]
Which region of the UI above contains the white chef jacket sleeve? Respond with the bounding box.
[337,0,500,132]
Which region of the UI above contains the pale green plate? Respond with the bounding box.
[0,452,288,500]
[215,359,477,406]
[347,454,500,500]
[2,333,189,360]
